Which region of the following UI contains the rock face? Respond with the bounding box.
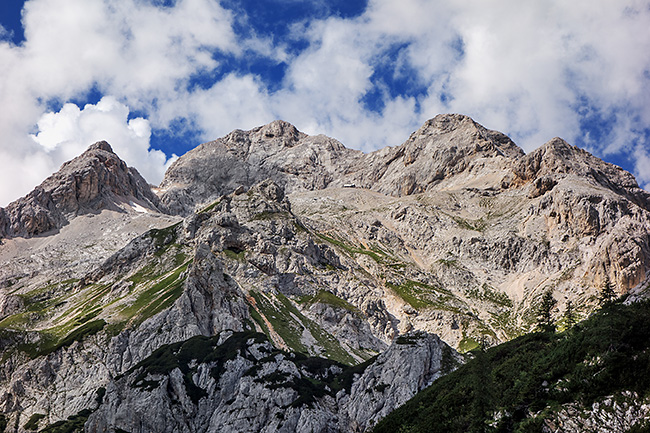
[158,115,527,215]
[84,330,458,433]
[348,114,524,196]
[1,114,650,432]
[0,141,161,238]
[158,121,362,215]
[544,391,650,433]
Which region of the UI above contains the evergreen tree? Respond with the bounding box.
[599,277,617,306]
[536,290,557,332]
[563,300,576,329]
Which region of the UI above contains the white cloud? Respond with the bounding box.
[0,0,240,206]
[634,144,650,191]
[1,0,649,206]
[266,0,650,181]
[31,96,175,185]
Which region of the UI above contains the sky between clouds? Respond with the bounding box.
[0,0,649,206]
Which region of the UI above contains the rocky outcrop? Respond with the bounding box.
[514,137,650,210]
[158,121,362,215]
[340,331,462,431]
[0,141,161,238]
[84,330,458,433]
[158,114,526,215]
[544,392,650,433]
[348,114,524,196]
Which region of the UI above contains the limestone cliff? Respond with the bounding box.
[1,114,649,432]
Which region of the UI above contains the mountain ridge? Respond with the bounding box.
[1,114,650,432]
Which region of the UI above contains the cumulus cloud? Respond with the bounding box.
[31,96,175,185]
[268,0,650,158]
[0,0,241,205]
[1,0,649,206]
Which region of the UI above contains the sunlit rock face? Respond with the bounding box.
[1,114,650,432]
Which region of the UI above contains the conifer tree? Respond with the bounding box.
[599,277,617,306]
[536,290,557,332]
[563,300,576,329]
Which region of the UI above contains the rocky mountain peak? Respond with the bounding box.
[251,120,305,146]
[410,114,524,159]
[417,113,476,134]
[0,141,161,238]
[86,140,115,153]
[2,114,650,433]
[344,114,525,196]
[158,121,360,215]
[514,137,650,209]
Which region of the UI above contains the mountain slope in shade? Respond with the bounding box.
[0,141,162,238]
[372,299,650,433]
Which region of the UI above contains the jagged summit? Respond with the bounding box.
[158,121,360,215]
[514,136,650,209]
[86,140,115,153]
[2,115,650,433]
[0,141,161,238]
[412,114,524,159]
[157,114,649,215]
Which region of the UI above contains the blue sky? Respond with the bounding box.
[0,0,649,206]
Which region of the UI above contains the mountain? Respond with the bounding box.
[0,141,162,239]
[0,114,649,432]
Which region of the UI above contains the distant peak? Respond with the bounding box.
[0,140,160,238]
[256,120,301,139]
[87,141,115,153]
[419,113,476,134]
[540,137,572,151]
[250,120,305,147]
[407,113,524,160]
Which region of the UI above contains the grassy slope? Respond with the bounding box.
[373,299,650,433]
[0,223,191,360]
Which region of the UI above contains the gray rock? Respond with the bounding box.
[0,141,161,238]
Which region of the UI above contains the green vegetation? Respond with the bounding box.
[458,336,480,353]
[559,300,577,332]
[198,199,221,214]
[148,222,180,248]
[120,260,191,325]
[437,257,458,267]
[223,248,246,261]
[373,299,650,433]
[386,279,452,310]
[466,284,513,308]
[39,409,92,433]
[535,289,557,332]
[14,319,106,359]
[298,290,357,312]
[315,232,388,263]
[24,413,46,431]
[251,350,378,408]
[0,279,79,330]
[599,277,617,306]
[252,210,290,220]
[1,244,191,359]
[451,215,487,232]
[55,319,106,351]
[250,291,308,353]
[488,309,524,340]
[129,332,267,403]
[249,291,357,365]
